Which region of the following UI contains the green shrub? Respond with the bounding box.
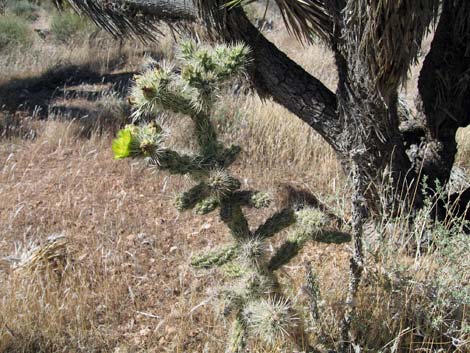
[8,0,39,21]
[0,15,32,50]
[50,11,94,43]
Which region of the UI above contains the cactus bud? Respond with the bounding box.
[214,43,250,81]
[179,40,196,61]
[243,297,298,345]
[295,208,327,235]
[194,196,220,215]
[112,128,137,160]
[131,62,195,116]
[238,238,266,266]
[196,49,216,72]
[112,123,163,160]
[249,192,272,208]
[208,170,241,199]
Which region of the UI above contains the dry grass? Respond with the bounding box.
[0,6,469,353]
[0,111,346,352]
[0,120,225,352]
[1,111,467,353]
[0,18,176,86]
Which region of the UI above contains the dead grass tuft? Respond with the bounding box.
[9,234,69,276]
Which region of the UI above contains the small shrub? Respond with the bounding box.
[50,10,94,43]
[8,0,39,21]
[353,187,470,352]
[0,15,32,50]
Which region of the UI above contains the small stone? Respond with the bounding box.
[200,222,211,230]
[165,326,177,335]
[113,345,128,353]
[139,327,151,336]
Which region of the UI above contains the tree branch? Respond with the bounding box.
[195,1,342,149]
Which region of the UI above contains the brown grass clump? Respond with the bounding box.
[9,234,69,276]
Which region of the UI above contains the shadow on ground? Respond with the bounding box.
[0,60,137,118]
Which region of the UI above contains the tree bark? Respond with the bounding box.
[199,4,418,213]
[333,57,418,213]
[413,0,470,192]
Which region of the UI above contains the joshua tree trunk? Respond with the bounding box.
[414,1,470,192]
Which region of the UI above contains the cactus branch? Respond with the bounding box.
[194,196,220,215]
[226,313,247,353]
[215,145,242,168]
[151,149,200,173]
[192,112,220,157]
[175,182,207,211]
[191,244,239,269]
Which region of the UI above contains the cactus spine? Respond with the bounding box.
[112,41,350,352]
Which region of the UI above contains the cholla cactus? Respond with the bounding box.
[112,40,350,352]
